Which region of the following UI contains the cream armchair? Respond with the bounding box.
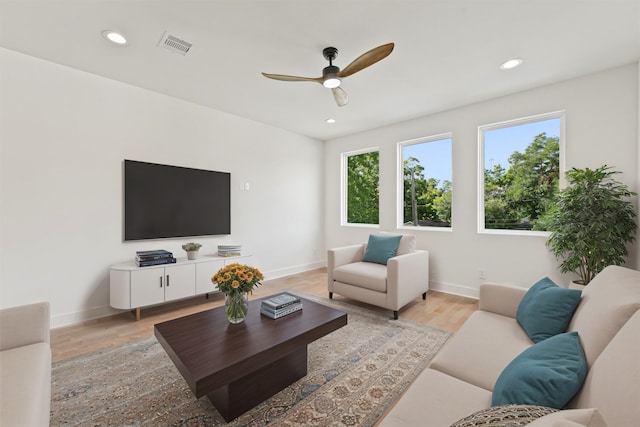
[0,301,51,427]
[327,233,428,319]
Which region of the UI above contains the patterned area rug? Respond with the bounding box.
[51,290,451,426]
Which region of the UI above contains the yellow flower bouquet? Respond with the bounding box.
[212,263,264,323]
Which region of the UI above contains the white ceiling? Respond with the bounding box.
[1,0,639,140]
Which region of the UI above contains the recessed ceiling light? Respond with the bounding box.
[102,30,128,45]
[326,118,336,124]
[500,58,523,70]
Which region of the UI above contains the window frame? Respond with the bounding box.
[477,110,566,236]
[341,147,380,228]
[396,132,453,232]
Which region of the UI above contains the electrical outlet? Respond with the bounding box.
[479,268,486,279]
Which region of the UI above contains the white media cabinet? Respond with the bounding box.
[110,253,253,320]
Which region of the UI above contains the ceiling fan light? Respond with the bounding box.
[323,77,341,88]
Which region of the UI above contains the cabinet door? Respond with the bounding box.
[196,260,225,294]
[131,267,165,308]
[164,263,196,301]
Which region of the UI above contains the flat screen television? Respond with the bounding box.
[124,160,230,241]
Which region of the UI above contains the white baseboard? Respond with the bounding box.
[52,305,122,329]
[263,261,325,281]
[429,280,479,300]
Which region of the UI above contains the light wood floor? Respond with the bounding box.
[51,268,478,362]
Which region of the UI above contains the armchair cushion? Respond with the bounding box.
[333,262,388,292]
[378,231,416,255]
[362,234,402,265]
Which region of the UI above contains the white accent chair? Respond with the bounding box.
[327,233,428,319]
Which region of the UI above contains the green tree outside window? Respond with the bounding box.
[482,115,562,231]
[346,151,379,224]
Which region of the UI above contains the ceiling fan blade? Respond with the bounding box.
[261,72,323,83]
[337,43,394,78]
[332,87,349,107]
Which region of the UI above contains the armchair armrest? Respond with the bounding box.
[0,302,50,351]
[387,250,429,309]
[327,244,366,288]
[479,284,527,318]
[328,244,365,269]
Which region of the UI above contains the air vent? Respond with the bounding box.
[158,31,192,56]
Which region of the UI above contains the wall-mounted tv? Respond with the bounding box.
[124,160,230,241]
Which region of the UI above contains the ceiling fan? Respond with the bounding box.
[261,42,394,107]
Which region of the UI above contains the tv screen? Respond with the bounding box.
[124,160,230,241]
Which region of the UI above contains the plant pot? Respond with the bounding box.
[186,250,199,260]
[225,292,249,324]
[568,280,586,290]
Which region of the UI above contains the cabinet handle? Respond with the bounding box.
[166,275,170,287]
[160,276,163,288]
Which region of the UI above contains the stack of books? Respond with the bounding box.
[135,250,176,267]
[260,293,303,319]
[218,245,242,257]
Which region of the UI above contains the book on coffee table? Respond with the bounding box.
[260,302,303,319]
[261,293,301,310]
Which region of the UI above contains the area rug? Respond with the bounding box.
[50,289,451,426]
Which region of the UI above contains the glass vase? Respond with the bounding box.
[225,292,249,324]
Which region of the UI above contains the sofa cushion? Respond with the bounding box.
[450,405,558,427]
[0,342,51,427]
[527,408,608,427]
[379,369,492,427]
[567,265,640,367]
[332,261,387,292]
[516,277,582,343]
[492,332,587,409]
[570,311,640,427]
[378,231,416,256]
[430,310,532,391]
[362,234,402,265]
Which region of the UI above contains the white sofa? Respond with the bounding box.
[380,265,640,427]
[0,302,51,427]
[328,233,428,319]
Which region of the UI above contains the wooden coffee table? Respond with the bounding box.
[154,295,347,421]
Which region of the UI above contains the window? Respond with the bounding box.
[479,112,564,234]
[398,134,452,229]
[342,148,379,226]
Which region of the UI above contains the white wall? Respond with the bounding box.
[0,48,325,327]
[325,64,639,298]
[637,60,640,267]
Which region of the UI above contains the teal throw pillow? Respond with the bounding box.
[492,331,587,409]
[362,234,402,265]
[516,277,582,343]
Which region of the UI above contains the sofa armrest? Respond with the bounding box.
[387,250,429,309]
[478,284,527,318]
[0,302,50,351]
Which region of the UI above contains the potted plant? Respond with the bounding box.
[182,242,202,260]
[539,165,637,285]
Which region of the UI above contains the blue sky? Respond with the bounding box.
[484,118,560,170]
[403,138,452,187]
[402,118,560,187]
